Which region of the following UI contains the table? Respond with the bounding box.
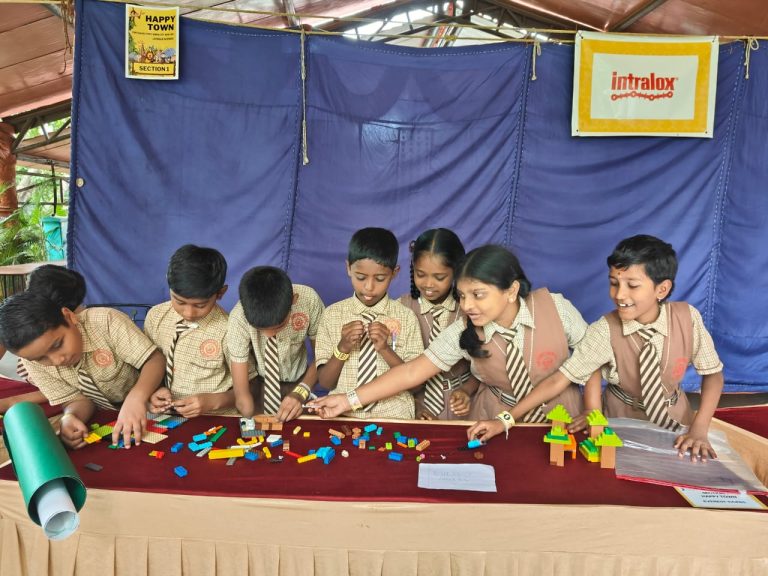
[0,414,766,575]
[0,260,66,300]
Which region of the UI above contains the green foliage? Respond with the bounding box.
[0,176,67,266]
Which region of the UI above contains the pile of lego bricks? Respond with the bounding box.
[0,411,723,508]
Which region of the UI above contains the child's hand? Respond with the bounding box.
[305,394,350,419]
[59,413,88,450]
[418,410,436,420]
[449,389,471,417]
[466,419,505,442]
[235,389,255,418]
[149,387,173,414]
[367,321,391,352]
[567,411,590,434]
[277,393,304,422]
[339,321,365,353]
[172,394,209,418]
[112,396,147,448]
[674,425,717,461]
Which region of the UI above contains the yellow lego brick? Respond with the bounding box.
[303,431,310,438]
[84,432,102,444]
[208,448,246,460]
[293,426,302,435]
[263,447,272,459]
[297,454,317,463]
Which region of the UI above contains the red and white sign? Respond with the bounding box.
[572,32,718,137]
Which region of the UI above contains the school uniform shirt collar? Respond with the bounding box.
[481,296,535,343]
[169,303,224,331]
[351,293,391,318]
[621,301,670,338]
[418,293,458,315]
[76,311,96,354]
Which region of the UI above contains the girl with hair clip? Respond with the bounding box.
[309,245,598,438]
[398,228,479,420]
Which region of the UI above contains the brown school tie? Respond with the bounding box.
[263,335,282,415]
[637,328,682,431]
[423,306,447,416]
[498,327,545,423]
[355,311,380,412]
[76,362,117,411]
[166,320,194,390]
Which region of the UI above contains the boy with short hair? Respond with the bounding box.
[315,227,423,419]
[0,292,165,449]
[145,245,234,418]
[494,235,723,460]
[227,266,324,420]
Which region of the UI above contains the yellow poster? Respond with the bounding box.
[126,4,179,80]
[572,32,718,137]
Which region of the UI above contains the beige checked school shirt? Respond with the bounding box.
[315,294,424,419]
[144,301,232,397]
[425,293,587,372]
[226,284,325,383]
[559,302,723,386]
[22,307,158,406]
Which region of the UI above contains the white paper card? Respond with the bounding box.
[417,463,497,492]
[676,487,767,510]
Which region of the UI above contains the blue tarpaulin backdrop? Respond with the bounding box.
[69,0,768,391]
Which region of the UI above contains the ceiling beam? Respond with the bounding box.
[609,0,670,32]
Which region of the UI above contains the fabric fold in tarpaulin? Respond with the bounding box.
[70,0,768,391]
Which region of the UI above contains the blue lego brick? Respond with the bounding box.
[188,442,201,452]
[388,452,403,462]
[330,435,341,446]
[193,433,208,442]
[269,438,284,448]
[376,427,383,436]
[364,424,377,433]
[244,451,259,461]
[174,466,188,478]
[322,448,336,465]
[171,442,184,453]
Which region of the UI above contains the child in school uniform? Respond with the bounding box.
[0,265,87,413]
[472,235,724,460]
[227,266,324,421]
[309,244,594,423]
[399,228,478,420]
[0,292,165,449]
[145,245,234,418]
[315,227,424,420]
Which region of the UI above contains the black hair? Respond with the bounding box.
[167,244,227,299]
[607,235,677,299]
[409,228,466,299]
[239,266,294,328]
[26,265,86,311]
[348,227,399,270]
[456,245,532,358]
[0,292,68,352]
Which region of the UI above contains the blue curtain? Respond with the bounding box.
[70,0,768,391]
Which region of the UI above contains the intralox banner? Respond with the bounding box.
[572,32,718,137]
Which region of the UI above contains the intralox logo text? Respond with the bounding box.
[610,71,677,101]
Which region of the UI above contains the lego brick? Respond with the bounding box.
[196,446,213,457]
[226,457,237,466]
[415,440,431,452]
[208,427,227,443]
[330,435,342,446]
[268,438,283,448]
[388,452,403,462]
[297,453,317,463]
[341,425,352,436]
[170,442,184,453]
[293,426,302,435]
[193,433,208,442]
[303,431,310,438]
[407,438,416,448]
[328,428,345,439]
[263,447,272,459]
[141,431,168,444]
[364,424,377,433]
[174,466,188,478]
[208,448,245,460]
[244,451,259,461]
[284,451,302,459]
[84,463,102,472]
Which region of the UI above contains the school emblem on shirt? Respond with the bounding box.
[536,351,556,371]
[200,340,220,359]
[671,357,688,379]
[92,349,114,367]
[291,312,308,331]
[381,317,402,338]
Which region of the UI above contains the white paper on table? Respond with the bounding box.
[417,463,497,492]
[676,487,767,510]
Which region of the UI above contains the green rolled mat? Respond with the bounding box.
[2,402,86,539]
